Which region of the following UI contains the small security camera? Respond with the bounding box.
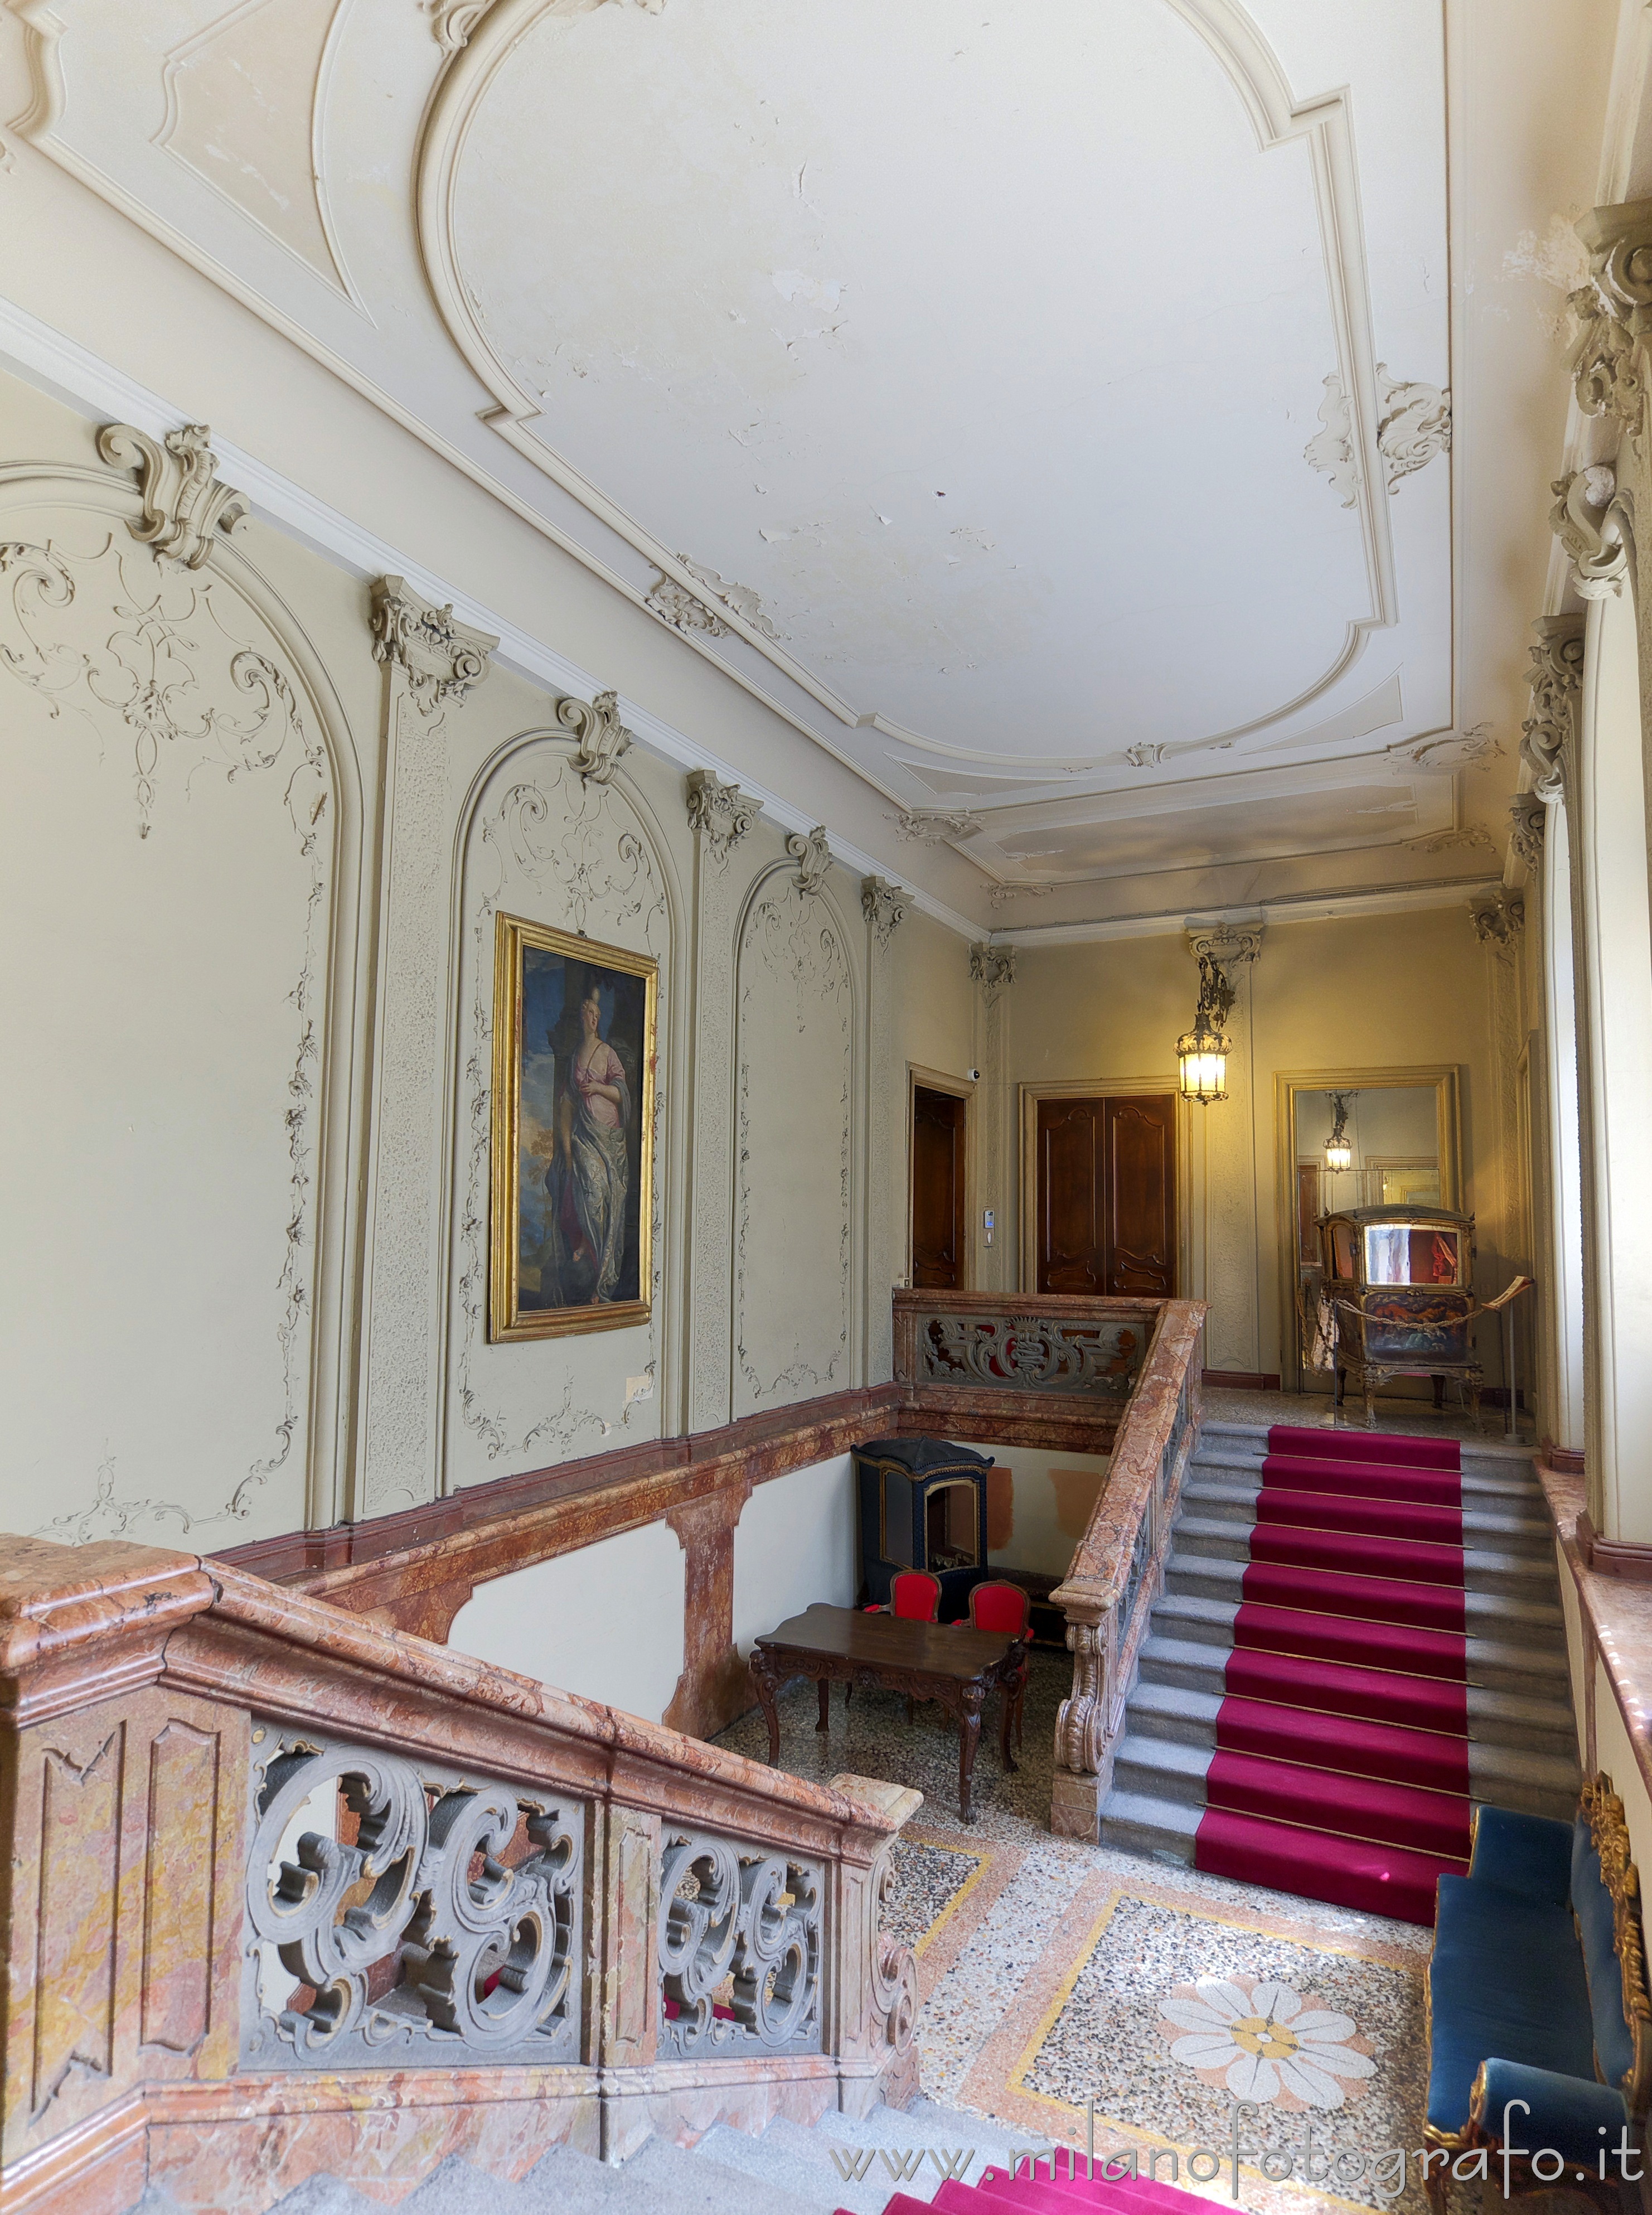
[966,1067,981,1082]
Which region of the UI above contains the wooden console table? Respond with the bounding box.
[748,1602,1027,1824]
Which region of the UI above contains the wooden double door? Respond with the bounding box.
[1035,1092,1177,1297]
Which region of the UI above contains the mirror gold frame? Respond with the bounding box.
[1275,1064,1462,1390]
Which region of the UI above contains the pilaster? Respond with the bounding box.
[970,945,1016,1292]
[684,772,754,1433]
[1185,922,1264,1375]
[355,579,496,1518]
[861,878,909,1380]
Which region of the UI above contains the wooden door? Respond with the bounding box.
[911,1086,967,1288]
[1036,1094,1176,1295]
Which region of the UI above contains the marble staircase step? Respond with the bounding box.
[1163,1544,1567,1630]
[123,2098,1046,2215]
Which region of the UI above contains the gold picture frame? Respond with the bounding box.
[489,912,657,1342]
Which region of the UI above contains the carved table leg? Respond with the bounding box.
[816,1675,832,1734]
[751,1647,781,1764]
[958,1683,985,1823]
[997,1675,1019,1774]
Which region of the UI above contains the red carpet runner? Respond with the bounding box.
[1191,1424,1471,1924]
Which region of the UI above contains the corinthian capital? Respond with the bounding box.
[861,875,909,946]
[685,768,754,859]
[1571,199,1652,425]
[1520,615,1585,802]
[371,577,496,713]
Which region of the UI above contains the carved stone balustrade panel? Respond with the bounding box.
[241,1724,584,2070]
[656,1826,823,2060]
[918,1310,1145,1396]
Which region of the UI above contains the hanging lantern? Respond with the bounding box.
[1324,1092,1354,1173]
[1177,954,1233,1105]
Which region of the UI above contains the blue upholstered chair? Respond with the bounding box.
[1425,1778,1652,2210]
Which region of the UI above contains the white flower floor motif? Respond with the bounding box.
[1158,1977,1377,2110]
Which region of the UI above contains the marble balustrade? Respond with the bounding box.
[1046,1301,1209,1840]
[0,1534,921,2215]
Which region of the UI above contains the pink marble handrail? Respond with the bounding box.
[1046,1300,1206,1824]
[0,1533,913,1848]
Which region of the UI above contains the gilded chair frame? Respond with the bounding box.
[1422,1777,1652,2213]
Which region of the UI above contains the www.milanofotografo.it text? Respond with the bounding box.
[830,2100,1650,2198]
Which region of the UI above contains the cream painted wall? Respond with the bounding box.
[0,366,958,1557]
[447,1521,687,1724]
[893,909,982,1285]
[999,909,1506,1385]
[731,1456,858,1658]
[980,1446,1112,1581]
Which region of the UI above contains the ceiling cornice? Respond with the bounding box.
[989,876,1504,948]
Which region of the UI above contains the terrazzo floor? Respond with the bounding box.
[715,1651,1465,2215]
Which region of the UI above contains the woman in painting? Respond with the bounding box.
[543,980,632,1305]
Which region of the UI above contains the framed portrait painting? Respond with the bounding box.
[490,913,657,1341]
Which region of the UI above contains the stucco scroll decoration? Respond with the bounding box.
[1550,468,1628,598]
[787,824,833,895]
[646,572,729,638]
[1469,891,1524,950]
[893,809,981,841]
[1520,616,1586,802]
[969,943,1016,990]
[242,1725,583,2069]
[921,1312,1142,1396]
[685,767,754,863]
[370,575,495,711]
[96,423,247,569]
[861,874,908,947]
[1508,795,1546,874]
[1305,368,1450,504]
[1387,727,1504,774]
[1186,921,1263,973]
[675,555,780,641]
[989,883,1053,907]
[422,0,498,51]
[657,1829,822,2058]
[1569,200,1652,427]
[556,688,633,784]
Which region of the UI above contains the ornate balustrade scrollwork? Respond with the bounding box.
[893,1291,1156,1399]
[657,1827,824,2058]
[1047,1302,1207,1839]
[241,1724,583,2069]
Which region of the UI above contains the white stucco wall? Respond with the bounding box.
[447,1519,686,1724]
[731,1455,857,1656]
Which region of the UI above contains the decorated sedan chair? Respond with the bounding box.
[1307,1203,1532,1428]
[854,1434,993,1619]
[1424,1778,1652,2209]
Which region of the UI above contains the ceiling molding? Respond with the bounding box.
[989,876,1503,948]
[0,292,984,945]
[412,0,1404,761]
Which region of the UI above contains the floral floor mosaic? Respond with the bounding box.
[716,1651,1443,2215]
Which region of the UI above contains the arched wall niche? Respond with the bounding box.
[0,460,366,1545]
[729,855,864,1416]
[441,723,687,1487]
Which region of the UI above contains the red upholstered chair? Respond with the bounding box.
[968,1580,1030,1747]
[892,1571,942,1622]
[888,1571,942,1723]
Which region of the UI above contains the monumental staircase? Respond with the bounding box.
[1099,1418,1579,1923]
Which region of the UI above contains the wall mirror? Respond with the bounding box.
[1275,1066,1462,1390]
